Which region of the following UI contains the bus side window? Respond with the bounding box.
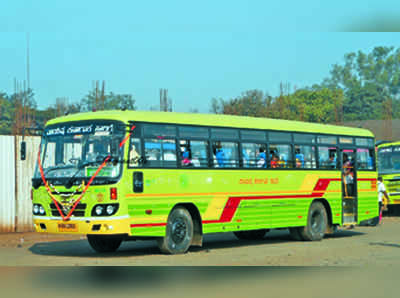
[269,144,293,168]
[180,140,209,168]
[129,138,142,167]
[294,145,316,169]
[43,141,56,168]
[318,147,338,169]
[144,139,177,167]
[357,148,375,170]
[241,143,267,168]
[212,141,239,168]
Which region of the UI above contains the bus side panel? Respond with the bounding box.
[127,169,344,236]
[382,174,400,205]
[128,197,209,237]
[357,173,378,223]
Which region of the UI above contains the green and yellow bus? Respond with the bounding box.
[25,111,378,254]
[377,141,400,208]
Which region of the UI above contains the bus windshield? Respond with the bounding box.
[378,146,400,175]
[34,121,125,183]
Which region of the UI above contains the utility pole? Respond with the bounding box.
[92,80,106,111]
[160,88,171,112]
[100,80,105,110]
[26,33,30,91]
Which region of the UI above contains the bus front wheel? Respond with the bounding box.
[299,201,328,241]
[157,207,194,254]
[87,235,123,253]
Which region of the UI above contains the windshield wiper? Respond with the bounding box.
[44,165,75,176]
[63,160,101,189]
[64,156,114,188]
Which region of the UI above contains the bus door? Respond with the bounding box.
[341,149,358,225]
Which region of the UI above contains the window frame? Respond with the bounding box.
[127,121,375,171]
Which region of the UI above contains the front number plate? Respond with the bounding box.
[58,223,78,232]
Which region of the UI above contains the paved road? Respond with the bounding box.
[1,217,400,266]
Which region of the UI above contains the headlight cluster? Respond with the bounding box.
[91,204,119,216]
[33,204,46,216]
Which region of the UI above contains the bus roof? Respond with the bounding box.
[46,110,374,138]
[377,141,400,148]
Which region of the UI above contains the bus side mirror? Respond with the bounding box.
[20,141,26,161]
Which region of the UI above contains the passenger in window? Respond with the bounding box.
[295,149,304,168]
[181,150,192,166]
[343,154,355,196]
[329,154,336,169]
[270,154,279,168]
[257,147,267,168]
[216,146,225,167]
[212,142,225,167]
[295,158,302,168]
[129,144,140,167]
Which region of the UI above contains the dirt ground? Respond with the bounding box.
[0,217,400,266]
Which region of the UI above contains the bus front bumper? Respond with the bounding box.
[33,216,131,235]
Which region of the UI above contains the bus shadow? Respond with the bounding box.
[190,229,365,252]
[369,242,400,248]
[324,229,365,239]
[29,229,366,258]
[29,239,161,258]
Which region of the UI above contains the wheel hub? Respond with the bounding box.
[171,218,187,244]
[311,211,322,233]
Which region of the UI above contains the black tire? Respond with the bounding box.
[299,201,328,241]
[233,229,268,240]
[289,227,303,241]
[157,207,194,254]
[367,216,379,226]
[87,235,123,253]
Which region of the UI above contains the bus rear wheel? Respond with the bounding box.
[299,201,328,241]
[87,235,123,253]
[233,229,268,240]
[157,207,194,254]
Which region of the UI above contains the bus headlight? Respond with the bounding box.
[33,204,39,215]
[92,204,119,216]
[95,206,104,216]
[106,205,115,215]
[33,204,46,216]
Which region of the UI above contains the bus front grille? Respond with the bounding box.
[49,203,87,217]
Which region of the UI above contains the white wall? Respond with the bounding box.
[0,136,40,232]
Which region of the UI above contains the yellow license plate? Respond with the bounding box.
[58,223,78,232]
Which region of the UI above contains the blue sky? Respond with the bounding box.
[1,0,400,112]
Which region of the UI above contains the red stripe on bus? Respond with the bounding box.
[203,178,339,225]
[203,193,323,225]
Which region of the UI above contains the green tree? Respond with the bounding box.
[290,87,344,124]
[9,88,37,135]
[209,90,274,118]
[81,90,136,112]
[323,46,400,120]
[0,92,13,134]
